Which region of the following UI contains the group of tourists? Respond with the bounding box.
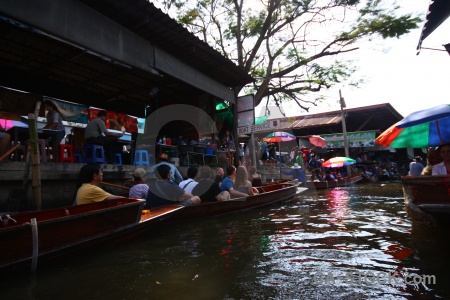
[73,160,267,207]
[407,143,450,176]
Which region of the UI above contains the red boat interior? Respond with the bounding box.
[1,198,143,228]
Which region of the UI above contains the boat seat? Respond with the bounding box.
[252,178,263,187]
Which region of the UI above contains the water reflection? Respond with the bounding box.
[1,183,449,299]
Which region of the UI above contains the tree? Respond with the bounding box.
[155,0,421,113]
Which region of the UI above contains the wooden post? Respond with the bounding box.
[28,112,42,210]
[339,90,351,176]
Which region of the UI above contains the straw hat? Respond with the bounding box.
[133,168,146,179]
[291,163,302,169]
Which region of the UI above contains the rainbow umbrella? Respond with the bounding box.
[375,104,450,148]
[263,131,296,142]
[322,157,356,168]
[263,132,296,158]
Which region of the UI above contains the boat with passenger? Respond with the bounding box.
[154,181,306,220]
[402,175,450,219]
[305,175,362,190]
[0,198,183,270]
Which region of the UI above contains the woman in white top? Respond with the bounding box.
[179,166,199,194]
[432,144,450,175]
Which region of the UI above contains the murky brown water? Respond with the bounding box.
[2,182,449,299]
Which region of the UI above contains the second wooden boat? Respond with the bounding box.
[172,182,307,220]
[305,175,363,190]
[402,175,450,218]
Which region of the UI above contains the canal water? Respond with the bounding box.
[2,182,450,299]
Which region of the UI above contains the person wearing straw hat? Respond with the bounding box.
[129,167,149,199]
[281,163,306,185]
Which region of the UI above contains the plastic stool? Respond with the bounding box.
[74,153,83,163]
[59,144,75,163]
[134,150,150,166]
[84,144,105,163]
[114,153,122,165]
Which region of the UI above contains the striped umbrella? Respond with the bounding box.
[375,104,450,148]
[322,157,356,168]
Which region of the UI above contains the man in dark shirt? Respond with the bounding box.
[146,164,201,207]
[214,167,224,187]
[192,166,230,201]
[85,110,122,163]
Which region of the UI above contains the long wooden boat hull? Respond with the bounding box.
[173,182,306,220]
[0,199,183,270]
[305,176,363,190]
[402,175,450,218]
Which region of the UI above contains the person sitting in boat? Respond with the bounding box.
[408,156,424,176]
[324,170,337,181]
[75,164,125,205]
[234,166,259,196]
[146,164,201,207]
[148,153,183,184]
[432,144,450,175]
[129,167,149,199]
[248,166,263,187]
[308,154,323,181]
[422,148,443,175]
[179,166,199,194]
[281,163,306,185]
[380,168,390,181]
[192,166,231,202]
[220,165,249,198]
[214,167,224,187]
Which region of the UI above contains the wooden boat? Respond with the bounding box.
[305,175,363,190]
[402,175,450,218]
[172,182,307,220]
[0,198,183,270]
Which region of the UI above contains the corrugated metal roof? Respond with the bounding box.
[278,115,342,130]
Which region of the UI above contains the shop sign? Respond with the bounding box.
[321,131,376,148]
[238,119,281,134]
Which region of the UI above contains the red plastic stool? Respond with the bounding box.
[59,144,75,163]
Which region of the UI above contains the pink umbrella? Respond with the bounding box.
[309,135,326,147]
[0,118,14,130]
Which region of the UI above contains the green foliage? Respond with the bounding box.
[154,0,421,111]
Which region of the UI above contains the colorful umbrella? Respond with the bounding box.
[322,157,356,168]
[0,118,28,130]
[309,135,326,147]
[263,132,296,159]
[397,104,450,128]
[263,131,296,143]
[375,104,450,148]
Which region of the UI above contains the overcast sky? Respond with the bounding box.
[263,0,450,118]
